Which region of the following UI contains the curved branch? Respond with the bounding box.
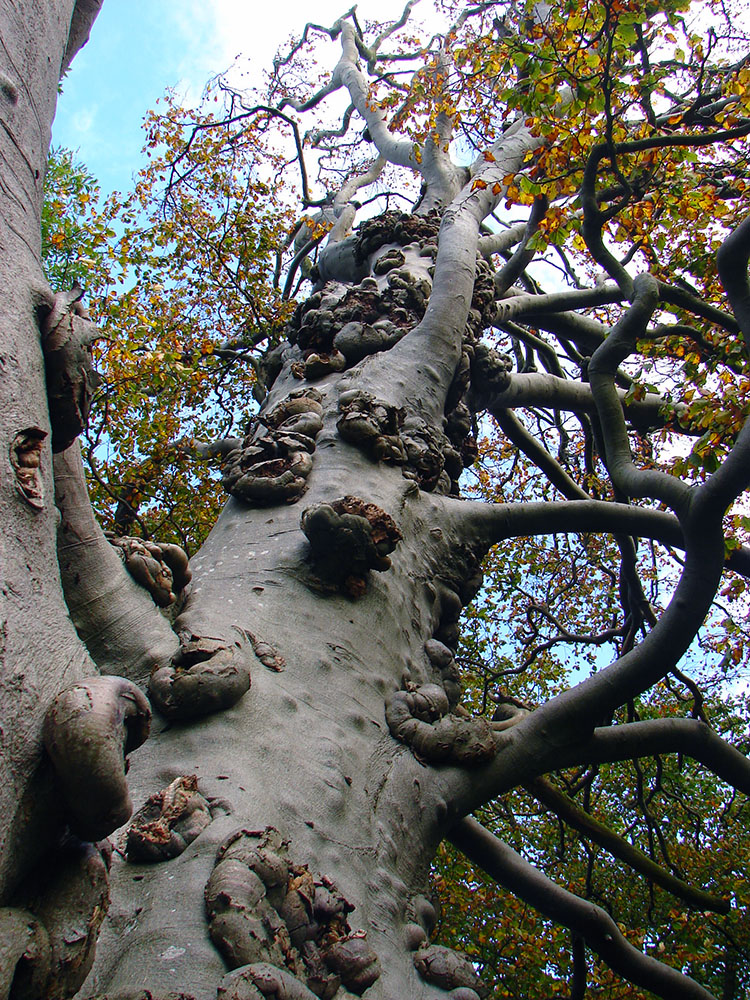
[439,495,750,579]
[580,125,750,295]
[450,817,718,1000]
[333,154,386,214]
[307,103,355,146]
[368,0,421,62]
[494,195,548,296]
[436,494,729,810]
[588,274,689,512]
[446,497,688,556]
[333,23,419,171]
[657,281,740,336]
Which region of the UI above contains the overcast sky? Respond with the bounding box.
[53,0,418,195]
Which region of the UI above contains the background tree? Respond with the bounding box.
[2,2,750,999]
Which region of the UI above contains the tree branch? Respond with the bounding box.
[588,274,690,512]
[494,195,548,296]
[555,718,750,796]
[333,23,420,172]
[450,817,718,1000]
[491,408,591,500]
[493,283,624,324]
[481,371,681,432]
[440,495,750,579]
[525,776,730,913]
[477,221,528,258]
[716,211,750,353]
[356,121,540,423]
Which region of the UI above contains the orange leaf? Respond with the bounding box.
[483,150,496,162]
[472,178,488,190]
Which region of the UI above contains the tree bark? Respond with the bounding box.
[0,0,102,899]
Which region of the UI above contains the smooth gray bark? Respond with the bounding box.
[0,0,102,899]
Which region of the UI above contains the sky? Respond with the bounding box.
[53,0,419,197]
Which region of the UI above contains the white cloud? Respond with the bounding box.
[70,106,97,137]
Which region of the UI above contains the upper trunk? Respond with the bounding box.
[82,220,489,997]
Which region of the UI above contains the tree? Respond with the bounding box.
[2,1,750,999]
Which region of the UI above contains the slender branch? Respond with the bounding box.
[491,408,591,500]
[580,125,750,294]
[694,417,750,521]
[494,195,548,295]
[333,154,386,214]
[525,776,729,913]
[449,818,717,1000]
[306,104,355,146]
[657,281,740,335]
[272,10,353,70]
[369,0,420,61]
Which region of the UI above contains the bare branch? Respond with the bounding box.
[477,221,528,258]
[494,283,624,324]
[480,371,681,433]
[491,408,591,500]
